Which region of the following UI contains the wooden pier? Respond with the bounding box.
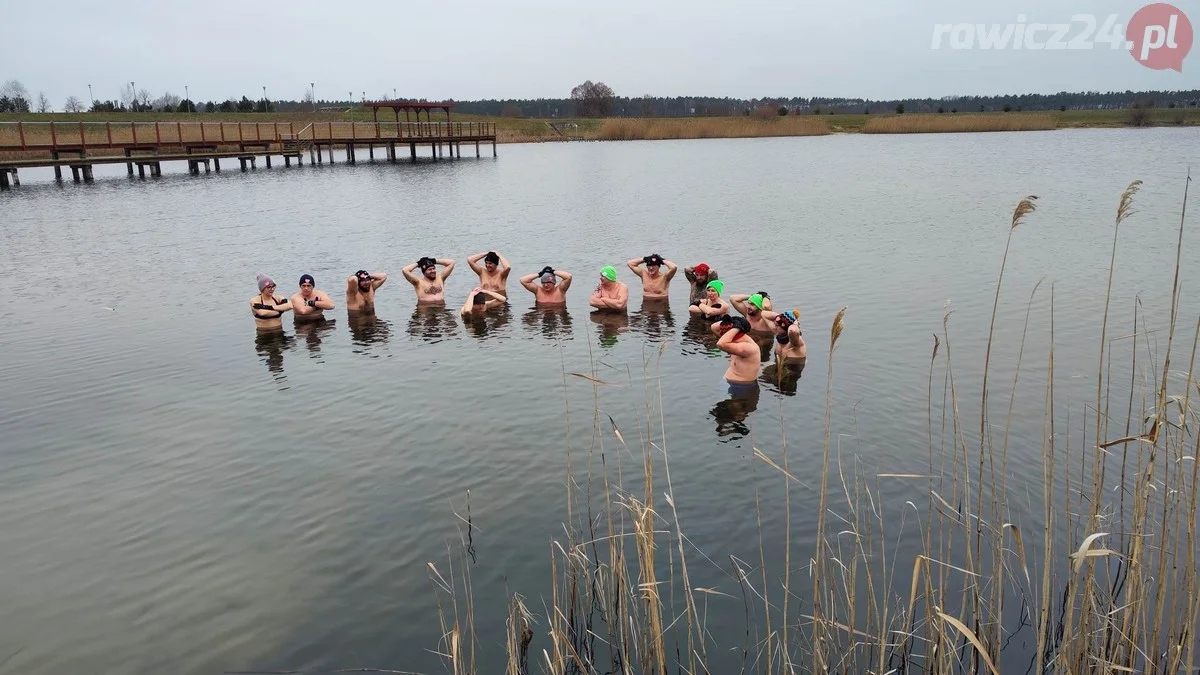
[0,101,497,189]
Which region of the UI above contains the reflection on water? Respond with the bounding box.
[347,311,392,356]
[462,305,513,340]
[522,307,574,342]
[254,329,295,386]
[293,317,337,360]
[709,380,761,441]
[407,306,460,344]
[589,310,630,348]
[680,316,721,357]
[760,357,806,396]
[629,299,675,341]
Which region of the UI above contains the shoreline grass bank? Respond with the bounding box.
[2,108,1198,149]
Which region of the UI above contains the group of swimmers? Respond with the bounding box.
[250,251,806,388]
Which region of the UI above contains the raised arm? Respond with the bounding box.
[683,266,696,282]
[498,252,512,278]
[729,293,750,315]
[402,263,421,285]
[519,273,540,293]
[346,275,359,293]
[370,271,387,289]
[557,270,573,293]
[626,258,645,277]
[663,259,679,281]
[467,252,487,274]
[717,328,757,357]
[437,258,456,280]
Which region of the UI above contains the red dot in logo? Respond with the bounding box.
[1127,3,1193,71]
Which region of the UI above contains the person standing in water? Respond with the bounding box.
[716,315,761,391]
[626,253,678,300]
[519,266,572,306]
[684,263,719,303]
[291,274,335,322]
[690,279,728,320]
[250,273,292,330]
[459,287,507,316]
[403,256,456,305]
[467,251,512,298]
[772,310,807,362]
[346,269,388,312]
[729,292,777,332]
[590,266,629,311]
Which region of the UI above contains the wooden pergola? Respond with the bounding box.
[366,101,454,124]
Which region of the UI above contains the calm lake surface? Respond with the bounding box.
[1,129,1197,674]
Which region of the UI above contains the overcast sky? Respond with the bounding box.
[3,0,1195,107]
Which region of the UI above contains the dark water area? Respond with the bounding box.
[0,129,1197,674]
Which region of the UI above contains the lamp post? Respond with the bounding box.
[88,84,93,107]
[130,81,135,112]
[262,85,268,112]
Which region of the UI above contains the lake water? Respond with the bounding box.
[1,129,1197,674]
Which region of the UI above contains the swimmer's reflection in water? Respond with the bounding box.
[590,310,629,348]
[463,304,513,339]
[680,315,721,357]
[254,329,294,381]
[293,317,336,358]
[522,306,574,341]
[407,305,460,344]
[629,298,675,341]
[710,379,761,440]
[348,310,392,348]
[760,357,806,396]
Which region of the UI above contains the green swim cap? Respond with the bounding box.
[748,293,765,310]
[706,279,724,295]
[601,265,617,281]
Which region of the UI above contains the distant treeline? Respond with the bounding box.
[439,90,1200,117]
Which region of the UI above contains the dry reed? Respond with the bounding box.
[423,176,1199,675]
[595,117,829,141]
[862,114,1058,134]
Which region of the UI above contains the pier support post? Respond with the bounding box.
[388,142,396,163]
[285,156,291,167]
[125,148,133,176]
[138,164,146,179]
[214,158,221,172]
[317,145,323,164]
[203,159,210,173]
[188,160,198,175]
[368,145,374,160]
[476,141,480,158]
[0,170,8,190]
[265,155,272,169]
[410,143,417,162]
[492,141,497,158]
[83,165,94,182]
[71,166,81,183]
[239,158,247,172]
[153,162,162,177]
[11,169,18,186]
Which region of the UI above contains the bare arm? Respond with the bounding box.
[438,258,455,280]
[291,293,318,316]
[701,300,727,318]
[402,263,421,285]
[663,259,679,281]
[498,252,512,278]
[481,289,506,302]
[626,258,645,277]
[557,270,573,293]
[611,284,629,310]
[790,324,805,347]
[314,292,336,310]
[729,294,750,315]
[717,329,757,357]
[519,273,539,293]
[370,271,387,289]
[346,275,358,294]
[683,267,696,282]
[467,252,486,274]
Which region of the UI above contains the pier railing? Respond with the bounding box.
[0,121,497,152]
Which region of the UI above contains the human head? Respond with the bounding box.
[471,292,488,313]
[600,265,617,285]
[418,257,437,280]
[694,263,710,282]
[644,253,664,275]
[538,266,557,290]
[747,293,765,315]
[484,251,500,272]
[728,315,751,336]
[354,269,372,291]
[299,274,315,297]
[706,279,724,302]
[256,273,275,293]
[774,310,798,337]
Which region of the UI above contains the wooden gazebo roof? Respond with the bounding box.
[366,101,454,122]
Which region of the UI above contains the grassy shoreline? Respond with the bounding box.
[2,108,1197,147]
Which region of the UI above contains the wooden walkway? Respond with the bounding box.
[0,117,497,188]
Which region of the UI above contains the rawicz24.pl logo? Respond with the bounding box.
[931,3,1193,71]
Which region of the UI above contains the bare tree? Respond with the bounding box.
[570,80,615,117]
[137,89,151,107]
[302,87,314,105]
[0,79,29,101]
[37,91,51,113]
[64,96,85,113]
[151,92,182,111]
[119,82,136,108]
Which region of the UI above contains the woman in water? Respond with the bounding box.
[689,279,728,321]
[772,310,806,362]
[250,273,292,331]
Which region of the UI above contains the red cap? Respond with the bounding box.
[694,263,710,276]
